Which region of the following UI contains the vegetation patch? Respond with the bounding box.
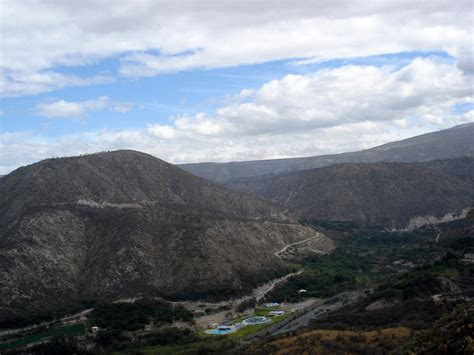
[134,336,238,355]
[245,327,413,354]
[0,323,85,352]
[90,298,193,331]
[265,220,462,303]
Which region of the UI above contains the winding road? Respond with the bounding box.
[274,233,327,258]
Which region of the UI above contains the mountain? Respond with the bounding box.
[180,123,474,182]
[224,158,474,228]
[0,150,333,319]
[419,157,474,185]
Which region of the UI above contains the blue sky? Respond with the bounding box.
[2,59,294,135]
[0,1,472,174]
[2,50,453,136]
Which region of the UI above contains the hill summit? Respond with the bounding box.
[0,150,333,318]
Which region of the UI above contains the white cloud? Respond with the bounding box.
[422,113,444,125]
[113,102,134,113]
[0,71,112,97]
[35,96,134,119]
[1,1,472,95]
[142,58,471,138]
[36,96,110,119]
[460,110,474,123]
[147,124,176,140]
[2,57,473,174]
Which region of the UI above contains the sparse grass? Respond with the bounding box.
[246,327,413,353]
[254,308,277,316]
[284,261,305,271]
[229,323,269,338]
[119,336,238,354]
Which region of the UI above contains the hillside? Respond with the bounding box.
[245,211,474,355]
[180,123,474,182]
[224,159,474,228]
[0,150,333,320]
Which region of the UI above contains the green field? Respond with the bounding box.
[123,310,289,354]
[0,323,85,352]
[228,308,289,337]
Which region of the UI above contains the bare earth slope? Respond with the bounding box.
[225,159,474,228]
[0,150,333,319]
[180,123,474,183]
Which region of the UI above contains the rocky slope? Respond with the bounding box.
[180,123,474,182]
[224,159,474,228]
[0,150,333,319]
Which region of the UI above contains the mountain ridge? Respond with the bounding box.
[224,158,474,228]
[180,123,474,182]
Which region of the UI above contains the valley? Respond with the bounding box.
[2,1,473,353]
[1,211,472,354]
[0,125,473,354]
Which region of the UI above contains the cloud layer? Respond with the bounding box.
[2,57,472,173]
[1,1,472,173]
[1,0,472,96]
[145,57,472,140]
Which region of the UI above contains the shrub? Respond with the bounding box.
[236,297,256,313]
[90,298,193,331]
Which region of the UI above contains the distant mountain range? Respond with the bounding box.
[180,123,474,183]
[224,158,474,228]
[0,150,333,319]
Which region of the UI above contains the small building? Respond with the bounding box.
[263,302,279,308]
[91,326,99,334]
[463,253,474,263]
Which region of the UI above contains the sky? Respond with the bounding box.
[0,0,473,174]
